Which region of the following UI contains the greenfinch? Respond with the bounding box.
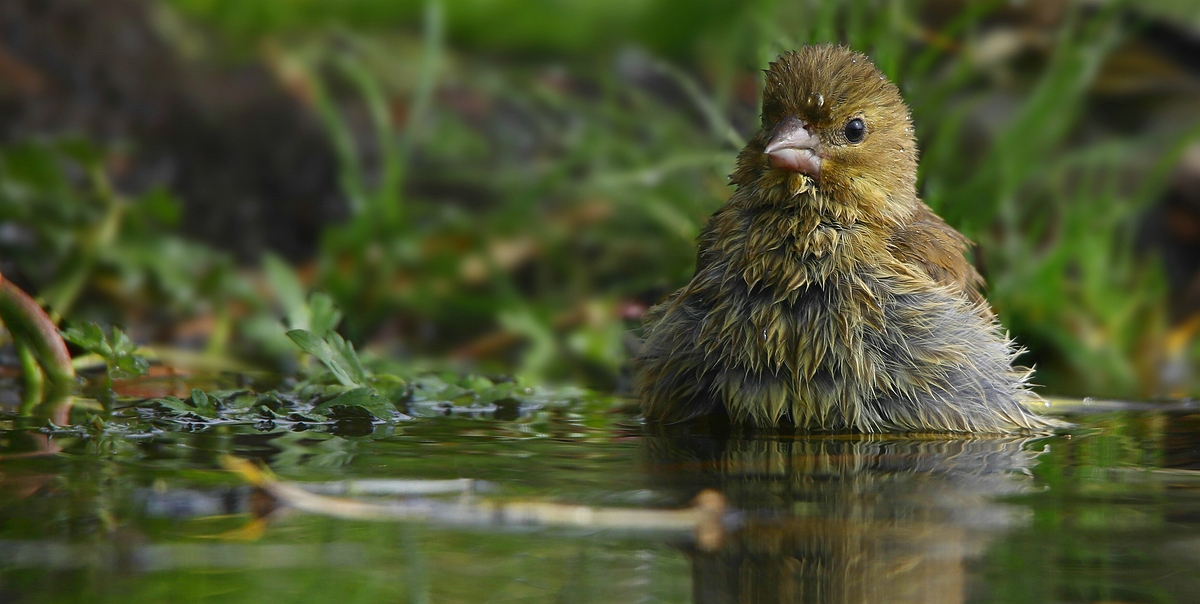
[633,45,1055,433]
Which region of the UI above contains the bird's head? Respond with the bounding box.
[733,46,919,222]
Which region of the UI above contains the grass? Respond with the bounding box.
[2,0,1199,399]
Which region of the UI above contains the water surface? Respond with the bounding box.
[1,392,1198,603]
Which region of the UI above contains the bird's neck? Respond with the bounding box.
[705,183,899,294]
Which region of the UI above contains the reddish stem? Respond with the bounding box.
[0,274,74,424]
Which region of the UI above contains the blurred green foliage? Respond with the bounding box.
[3,0,1200,399]
[166,0,749,58]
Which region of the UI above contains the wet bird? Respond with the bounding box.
[633,45,1056,433]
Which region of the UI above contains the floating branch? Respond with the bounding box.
[222,456,729,551]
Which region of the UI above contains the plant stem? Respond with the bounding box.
[0,277,75,389]
[16,341,44,414]
[42,166,125,319]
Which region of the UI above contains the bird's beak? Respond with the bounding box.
[764,116,821,179]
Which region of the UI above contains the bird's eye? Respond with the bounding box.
[843,118,866,144]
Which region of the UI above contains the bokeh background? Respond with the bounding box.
[2,0,1200,399]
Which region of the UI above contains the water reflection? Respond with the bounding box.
[643,429,1045,604]
[4,405,1200,603]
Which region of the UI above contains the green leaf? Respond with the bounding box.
[2,141,65,190]
[264,253,307,327]
[146,392,217,419]
[307,292,342,338]
[61,323,105,351]
[311,387,394,420]
[460,374,495,392]
[327,331,367,383]
[190,389,219,416]
[62,323,150,379]
[370,373,410,402]
[136,187,182,226]
[55,137,105,168]
[217,391,261,412]
[286,329,367,387]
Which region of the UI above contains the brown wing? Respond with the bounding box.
[889,203,988,308]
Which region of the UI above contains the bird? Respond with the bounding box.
[631,45,1057,433]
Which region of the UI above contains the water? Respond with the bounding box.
[1,390,1199,603]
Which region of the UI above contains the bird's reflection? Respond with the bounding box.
[642,426,1046,604]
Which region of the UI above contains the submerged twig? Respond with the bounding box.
[1035,397,1199,413]
[222,456,729,551]
[1097,466,1200,487]
[297,478,494,497]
